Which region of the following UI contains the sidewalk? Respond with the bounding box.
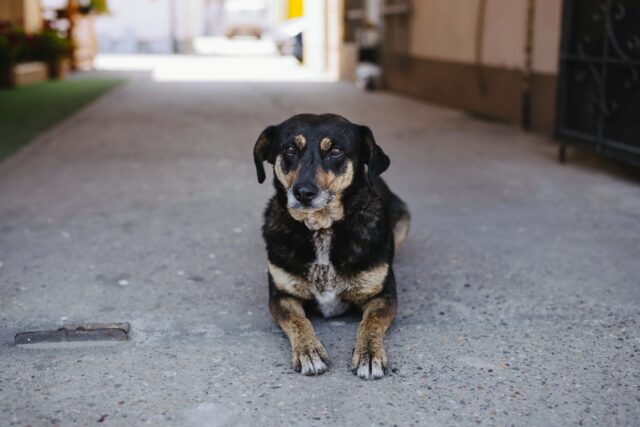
[1,56,639,426]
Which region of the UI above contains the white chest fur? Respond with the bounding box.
[307,230,351,317]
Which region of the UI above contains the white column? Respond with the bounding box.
[303,0,326,72]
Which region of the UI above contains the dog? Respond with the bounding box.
[253,113,410,380]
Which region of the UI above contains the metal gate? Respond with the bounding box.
[556,0,640,166]
[380,0,411,68]
[344,0,365,44]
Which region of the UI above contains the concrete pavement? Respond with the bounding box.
[1,56,639,426]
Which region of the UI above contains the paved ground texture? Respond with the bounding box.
[1,55,639,427]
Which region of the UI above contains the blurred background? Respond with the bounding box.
[1,0,638,164]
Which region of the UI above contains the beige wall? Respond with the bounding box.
[481,0,527,69]
[408,0,562,74]
[23,0,41,33]
[532,0,563,74]
[409,0,480,63]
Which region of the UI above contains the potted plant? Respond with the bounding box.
[77,0,110,15]
[90,0,110,15]
[33,30,71,79]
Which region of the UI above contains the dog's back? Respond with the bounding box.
[373,178,410,249]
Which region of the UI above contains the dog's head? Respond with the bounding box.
[253,114,389,213]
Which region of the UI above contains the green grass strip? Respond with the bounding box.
[0,78,124,161]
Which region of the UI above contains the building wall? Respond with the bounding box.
[530,0,562,133]
[325,0,343,79]
[532,0,563,74]
[0,1,22,27]
[383,0,563,135]
[409,0,480,64]
[94,0,210,54]
[0,0,42,33]
[95,0,173,53]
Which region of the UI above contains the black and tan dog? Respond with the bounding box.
[253,113,410,380]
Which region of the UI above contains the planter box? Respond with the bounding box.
[13,62,48,87]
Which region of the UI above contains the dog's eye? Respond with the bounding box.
[330,147,343,157]
[284,146,296,156]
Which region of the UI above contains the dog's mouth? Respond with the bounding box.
[286,188,333,211]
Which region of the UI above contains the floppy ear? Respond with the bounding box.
[253,125,276,184]
[360,125,390,186]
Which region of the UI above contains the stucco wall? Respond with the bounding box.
[408,0,562,74]
[384,0,563,134]
[481,0,527,69]
[409,0,480,63]
[532,0,563,74]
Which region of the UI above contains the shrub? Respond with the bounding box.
[33,30,71,78]
[0,23,32,63]
[0,24,71,83]
[0,23,31,86]
[33,30,70,64]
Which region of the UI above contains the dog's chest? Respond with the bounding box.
[306,229,351,317]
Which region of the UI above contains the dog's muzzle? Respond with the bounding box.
[287,185,332,210]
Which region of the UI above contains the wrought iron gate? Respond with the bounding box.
[556,0,640,166]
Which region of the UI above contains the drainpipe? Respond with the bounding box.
[474,0,487,96]
[522,0,536,130]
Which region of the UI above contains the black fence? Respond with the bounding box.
[556,0,640,166]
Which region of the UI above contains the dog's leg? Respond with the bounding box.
[352,279,397,380]
[270,293,329,376]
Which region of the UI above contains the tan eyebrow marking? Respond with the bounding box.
[294,135,306,150]
[320,137,332,151]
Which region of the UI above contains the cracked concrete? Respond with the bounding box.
[1,55,639,426]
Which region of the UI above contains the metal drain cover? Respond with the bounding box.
[15,322,130,347]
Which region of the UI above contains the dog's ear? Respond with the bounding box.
[360,125,390,186]
[253,125,277,184]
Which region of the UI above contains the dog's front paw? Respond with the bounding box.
[291,339,329,376]
[352,341,389,380]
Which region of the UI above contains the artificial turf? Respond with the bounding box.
[0,78,124,161]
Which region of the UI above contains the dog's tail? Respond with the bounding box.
[373,179,411,250]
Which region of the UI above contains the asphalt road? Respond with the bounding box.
[1,56,639,426]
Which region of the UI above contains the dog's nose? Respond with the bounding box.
[293,183,318,204]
